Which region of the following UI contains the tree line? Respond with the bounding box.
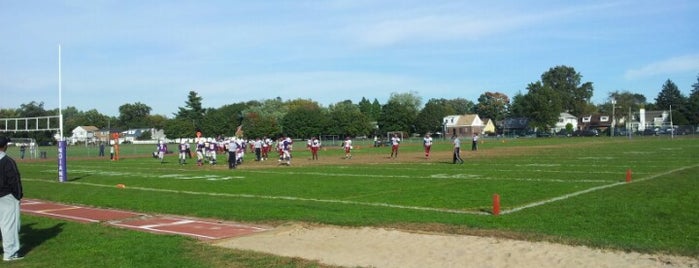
[2,65,698,143]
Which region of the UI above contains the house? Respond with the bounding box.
[481,118,496,135]
[443,114,484,137]
[70,126,99,144]
[502,117,530,136]
[121,128,167,143]
[639,109,669,130]
[553,112,578,133]
[579,114,611,131]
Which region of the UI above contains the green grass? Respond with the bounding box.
[6,136,699,266]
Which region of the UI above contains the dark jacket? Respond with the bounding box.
[0,155,23,200]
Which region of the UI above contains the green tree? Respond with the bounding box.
[687,74,699,124]
[522,82,562,131]
[358,97,374,120]
[358,97,383,122]
[328,100,372,137]
[242,112,281,138]
[655,79,688,124]
[370,99,382,120]
[148,114,168,131]
[61,106,82,135]
[415,98,456,135]
[240,98,287,138]
[14,101,53,143]
[18,101,48,117]
[655,79,685,109]
[118,102,152,129]
[445,98,475,115]
[377,92,422,135]
[281,105,330,138]
[164,118,195,139]
[541,65,594,116]
[175,91,205,129]
[475,92,509,123]
[509,92,527,117]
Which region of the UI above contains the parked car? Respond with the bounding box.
[641,129,658,136]
[572,130,599,137]
[536,132,552,137]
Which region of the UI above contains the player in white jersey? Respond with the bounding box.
[423,133,433,159]
[227,138,239,169]
[310,136,321,160]
[157,141,167,164]
[207,139,217,165]
[253,138,263,161]
[196,139,205,166]
[280,136,293,166]
[343,136,352,159]
[389,134,400,158]
[178,140,188,165]
[452,135,464,164]
[262,136,271,160]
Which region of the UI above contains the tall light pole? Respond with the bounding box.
[611,99,616,137]
[628,106,632,139]
[670,105,674,139]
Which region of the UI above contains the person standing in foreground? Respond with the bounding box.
[423,133,433,159]
[452,135,464,164]
[0,137,24,261]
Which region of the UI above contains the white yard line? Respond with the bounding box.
[25,163,698,216]
[24,178,489,215]
[500,163,699,215]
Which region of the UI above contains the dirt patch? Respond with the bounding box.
[215,223,699,268]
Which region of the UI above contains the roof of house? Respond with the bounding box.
[560,112,577,119]
[644,110,667,119]
[580,114,611,127]
[443,114,483,127]
[74,126,99,132]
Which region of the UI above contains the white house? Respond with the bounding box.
[554,112,578,133]
[443,114,484,137]
[70,126,99,144]
[121,128,167,143]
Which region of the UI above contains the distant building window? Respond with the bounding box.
[582,116,591,123]
[600,116,609,122]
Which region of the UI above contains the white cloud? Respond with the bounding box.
[624,54,699,80]
[346,1,625,47]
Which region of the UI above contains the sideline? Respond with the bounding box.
[500,163,699,215]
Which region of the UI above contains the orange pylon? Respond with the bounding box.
[626,169,632,182]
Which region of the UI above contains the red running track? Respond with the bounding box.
[21,199,268,240]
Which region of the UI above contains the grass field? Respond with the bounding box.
[6,136,699,267]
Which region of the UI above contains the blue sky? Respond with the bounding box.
[2,0,698,117]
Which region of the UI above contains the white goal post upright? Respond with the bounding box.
[59,44,63,140]
[57,44,68,183]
